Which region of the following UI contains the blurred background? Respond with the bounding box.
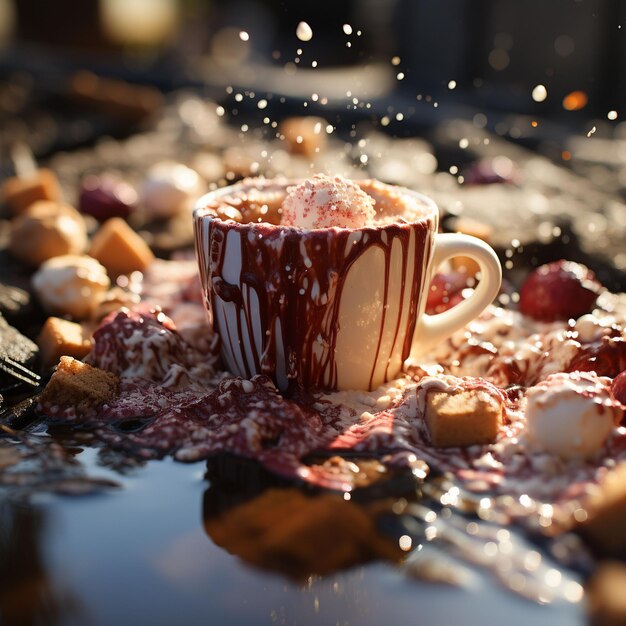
[0,0,624,148]
[0,0,625,281]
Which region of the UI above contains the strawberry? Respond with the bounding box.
[611,370,626,407]
[79,175,137,222]
[463,157,516,186]
[567,335,626,378]
[518,260,603,322]
[426,271,468,314]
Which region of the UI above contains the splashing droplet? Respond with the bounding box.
[587,126,597,137]
[399,535,412,551]
[239,31,249,42]
[448,80,457,90]
[257,99,268,110]
[391,56,401,66]
[343,24,353,35]
[563,90,588,111]
[532,84,547,102]
[296,21,313,42]
[608,110,618,120]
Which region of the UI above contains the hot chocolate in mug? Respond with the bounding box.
[194,178,502,391]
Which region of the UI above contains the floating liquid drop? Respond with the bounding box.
[296,21,313,42]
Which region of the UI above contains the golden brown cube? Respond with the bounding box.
[38,317,92,369]
[89,217,154,277]
[1,169,62,215]
[578,462,626,558]
[425,388,503,448]
[280,116,327,158]
[39,356,119,414]
[587,562,626,626]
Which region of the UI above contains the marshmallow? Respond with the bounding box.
[525,371,622,459]
[140,161,206,219]
[32,255,110,320]
[9,201,88,267]
[281,174,376,229]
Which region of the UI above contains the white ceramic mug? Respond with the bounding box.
[194,179,502,391]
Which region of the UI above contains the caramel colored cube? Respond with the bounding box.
[38,317,92,369]
[587,562,626,626]
[578,463,626,558]
[425,388,503,448]
[39,356,119,414]
[1,169,62,215]
[449,217,494,276]
[89,217,154,277]
[280,116,327,158]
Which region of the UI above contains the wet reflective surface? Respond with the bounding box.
[0,434,586,626]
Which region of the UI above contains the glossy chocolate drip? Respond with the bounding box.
[196,215,433,391]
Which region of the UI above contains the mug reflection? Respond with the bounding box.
[201,454,404,580]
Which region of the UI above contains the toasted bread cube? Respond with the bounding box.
[38,317,92,369]
[39,356,118,414]
[578,463,626,558]
[1,169,62,215]
[425,388,503,448]
[280,116,327,158]
[89,217,154,277]
[449,217,494,277]
[587,562,626,626]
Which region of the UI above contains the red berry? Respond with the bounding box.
[79,175,137,222]
[426,272,468,315]
[567,335,626,378]
[518,260,603,322]
[463,157,516,186]
[612,370,626,407]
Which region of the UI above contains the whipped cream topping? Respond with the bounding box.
[524,371,623,459]
[280,174,376,229]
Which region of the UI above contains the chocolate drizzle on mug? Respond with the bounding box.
[194,180,435,392]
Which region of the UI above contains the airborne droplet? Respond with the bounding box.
[296,21,313,42]
[531,84,547,102]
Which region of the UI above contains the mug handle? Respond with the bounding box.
[411,233,502,357]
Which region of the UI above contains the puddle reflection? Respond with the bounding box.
[202,456,404,580]
[0,500,84,626]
